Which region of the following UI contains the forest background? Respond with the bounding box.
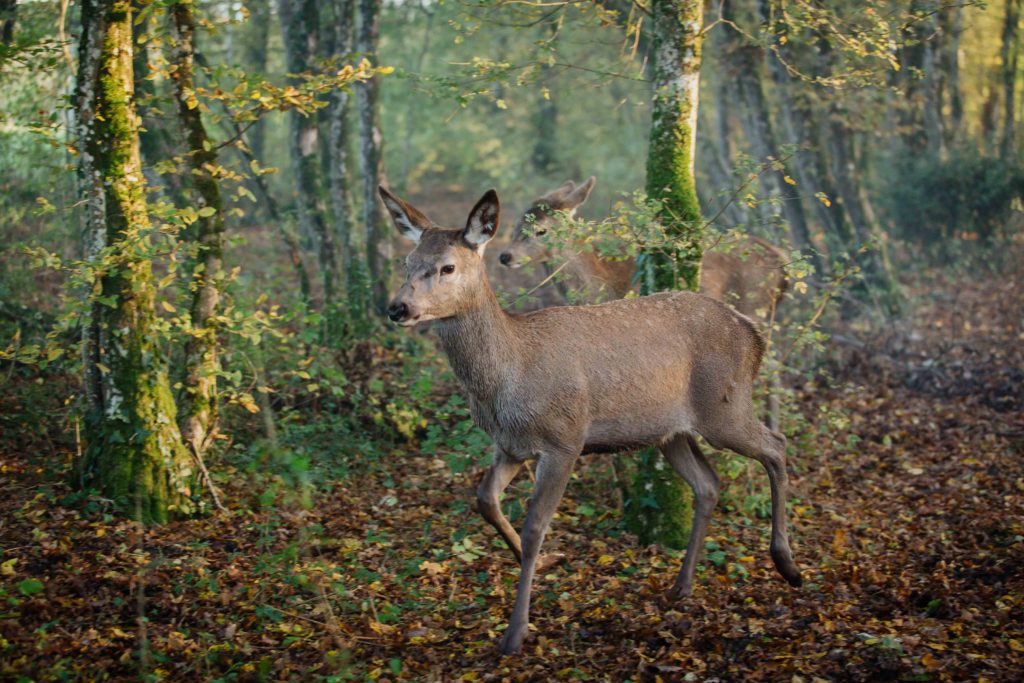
[0,0,1022,680]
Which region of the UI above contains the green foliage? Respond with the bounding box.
[875,146,1024,248]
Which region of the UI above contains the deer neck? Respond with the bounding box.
[436,279,520,399]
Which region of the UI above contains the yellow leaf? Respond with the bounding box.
[818,195,831,208]
[161,301,176,313]
[96,363,110,374]
[597,554,615,566]
[794,281,808,295]
[921,652,941,670]
[495,99,508,110]
[377,65,395,75]
[0,559,16,575]
[96,528,106,538]
[1009,639,1024,652]
[784,175,796,186]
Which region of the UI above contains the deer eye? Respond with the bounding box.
[440,264,456,276]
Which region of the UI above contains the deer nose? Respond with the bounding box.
[387,301,409,323]
[499,252,513,266]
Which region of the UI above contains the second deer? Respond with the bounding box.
[381,185,803,655]
[499,178,789,427]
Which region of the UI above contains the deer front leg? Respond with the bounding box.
[476,451,524,562]
[499,451,577,655]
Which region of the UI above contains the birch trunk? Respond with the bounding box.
[76,0,196,523]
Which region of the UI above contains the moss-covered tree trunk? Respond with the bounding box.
[169,0,225,458]
[626,0,703,549]
[76,0,197,523]
[355,0,390,315]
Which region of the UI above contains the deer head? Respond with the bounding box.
[498,176,596,268]
[380,186,500,326]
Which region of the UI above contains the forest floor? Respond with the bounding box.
[1,259,1023,682]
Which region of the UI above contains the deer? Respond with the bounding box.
[499,178,789,428]
[380,185,803,655]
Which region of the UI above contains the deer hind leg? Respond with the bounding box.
[661,434,721,600]
[500,450,577,655]
[476,451,525,563]
[714,420,802,587]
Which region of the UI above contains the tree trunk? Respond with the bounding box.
[76,0,196,523]
[355,0,390,315]
[943,5,964,141]
[1001,0,1021,158]
[627,0,704,550]
[240,0,272,163]
[327,0,368,319]
[169,1,226,459]
[279,0,340,315]
[1,0,15,45]
[531,16,559,175]
[922,11,945,158]
[722,0,814,257]
[132,4,187,204]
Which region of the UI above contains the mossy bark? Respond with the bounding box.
[76,0,197,524]
[627,0,704,549]
[170,1,225,457]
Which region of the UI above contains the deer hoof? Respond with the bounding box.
[498,627,527,655]
[770,546,803,587]
[536,552,567,572]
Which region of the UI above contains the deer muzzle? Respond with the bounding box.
[387,300,420,326]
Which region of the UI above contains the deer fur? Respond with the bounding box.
[381,185,803,655]
[500,178,789,429]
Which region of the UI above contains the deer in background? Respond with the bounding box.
[380,185,803,655]
[499,177,789,428]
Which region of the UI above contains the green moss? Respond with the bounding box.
[628,0,704,548]
[78,0,198,524]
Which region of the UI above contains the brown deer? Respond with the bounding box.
[499,177,787,318]
[499,178,789,428]
[380,185,803,655]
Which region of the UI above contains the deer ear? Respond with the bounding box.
[379,185,431,243]
[564,176,596,209]
[463,189,500,249]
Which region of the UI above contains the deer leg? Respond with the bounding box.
[661,435,720,600]
[476,452,524,563]
[725,423,802,587]
[499,451,576,655]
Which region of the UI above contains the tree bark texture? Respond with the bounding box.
[628,0,704,551]
[327,0,367,317]
[355,0,390,314]
[1001,0,1021,157]
[642,0,703,294]
[722,0,813,256]
[76,0,196,523]
[170,1,226,458]
[279,0,340,311]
